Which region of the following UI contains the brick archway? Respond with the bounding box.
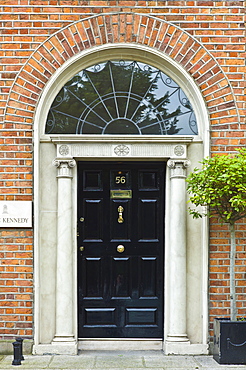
[4,13,238,135]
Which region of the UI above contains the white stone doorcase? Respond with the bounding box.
[33,45,209,355]
[55,140,192,353]
[33,136,208,355]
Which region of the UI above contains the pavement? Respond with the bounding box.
[0,351,246,370]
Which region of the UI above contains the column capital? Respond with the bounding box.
[52,158,76,178]
[167,159,191,179]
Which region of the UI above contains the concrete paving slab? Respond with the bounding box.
[94,352,144,368]
[194,355,246,369]
[49,354,95,369]
[195,368,246,370]
[1,352,246,369]
[0,354,52,368]
[144,355,198,368]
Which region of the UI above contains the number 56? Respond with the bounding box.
[115,176,126,184]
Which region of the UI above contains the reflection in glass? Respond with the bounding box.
[46,61,198,135]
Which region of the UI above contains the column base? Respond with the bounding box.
[165,341,209,355]
[166,334,190,342]
[33,340,78,355]
[52,335,76,343]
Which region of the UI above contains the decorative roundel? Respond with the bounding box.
[174,145,185,156]
[114,144,130,156]
[59,144,69,156]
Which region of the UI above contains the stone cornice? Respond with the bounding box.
[50,135,195,144]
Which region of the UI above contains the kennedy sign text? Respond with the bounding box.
[0,201,32,228]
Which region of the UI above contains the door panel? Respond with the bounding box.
[126,308,157,325]
[111,257,131,298]
[139,257,157,298]
[138,199,158,240]
[78,162,165,338]
[83,257,103,298]
[83,199,103,241]
[83,170,103,190]
[85,308,116,326]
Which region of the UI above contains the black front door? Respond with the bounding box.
[77,162,165,338]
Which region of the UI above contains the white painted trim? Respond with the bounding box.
[72,168,78,343]
[164,165,171,344]
[33,87,40,349]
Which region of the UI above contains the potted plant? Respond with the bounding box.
[186,149,246,364]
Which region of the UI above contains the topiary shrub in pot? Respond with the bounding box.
[186,149,246,364]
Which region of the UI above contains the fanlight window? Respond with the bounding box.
[45,60,198,135]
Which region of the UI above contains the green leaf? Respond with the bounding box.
[186,150,246,223]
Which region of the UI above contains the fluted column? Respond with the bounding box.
[52,158,76,349]
[166,159,190,344]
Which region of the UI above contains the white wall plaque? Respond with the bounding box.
[0,201,32,228]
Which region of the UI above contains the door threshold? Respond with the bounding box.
[78,339,163,351]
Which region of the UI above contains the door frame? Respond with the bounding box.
[33,134,209,355]
[52,135,194,353]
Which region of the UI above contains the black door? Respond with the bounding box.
[77,162,165,338]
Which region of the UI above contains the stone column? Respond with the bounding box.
[52,157,77,354]
[166,159,190,345]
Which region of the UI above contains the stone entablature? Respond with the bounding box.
[37,143,195,355]
[51,137,194,160]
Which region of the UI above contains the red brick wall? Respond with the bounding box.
[0,1,245,341]
[0,230,33,338]
[209,218,246,334]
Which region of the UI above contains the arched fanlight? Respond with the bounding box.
[45,61,198,135]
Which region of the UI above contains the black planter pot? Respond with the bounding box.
[213,318,246,364]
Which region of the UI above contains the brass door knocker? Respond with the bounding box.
[117,205,124,223]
